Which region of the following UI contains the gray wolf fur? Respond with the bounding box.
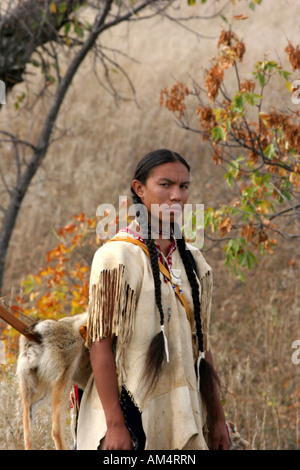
[16,312,91,450]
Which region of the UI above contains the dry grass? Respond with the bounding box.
[0,364,74,450]
[208,243,300,450]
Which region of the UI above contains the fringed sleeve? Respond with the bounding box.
[86,265,136,347]
[85,242,142,388]
[85,242,140,353]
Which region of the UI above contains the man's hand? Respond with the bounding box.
[91,338,133,451]
[207,419,231,450]
[104,421,133,450]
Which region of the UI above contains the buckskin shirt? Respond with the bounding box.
[76,221,213,450]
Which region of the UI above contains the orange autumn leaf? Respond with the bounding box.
[49,1,57,14]
[63,223,77,233]
[40,266,54,276]
[204,63,224,101]
[160,83,190,118]
[87,217,97,228]
[3,211,116,360]
[285,42,300,71]
[241,224,257,243]
[233,14,249,20]
[74,212,85,222]
[219,217,232,237]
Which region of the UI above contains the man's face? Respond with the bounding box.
[132,161,190,227]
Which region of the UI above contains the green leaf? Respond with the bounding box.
[282,189,292,200]
[244,92,262,105]
[225,171,233,188]
[59,1,67,13]
[31,59,40,67]
[84,20,92,31]
[64,22,71,35]
[238,269,245,282]
[231,93,244,113]
[46,75,56,84]
[204,207,218,232]
[21,275,35,294]
[213,107,223,120]
[278,69,291,80]
[245,251,258,269]
[211,125,226,142]
[266,61,278,72]
[74,24,84,38]
[257,72,266,86]
[264,143,276,159]
[226,238,240,257]
[226,119,231,131]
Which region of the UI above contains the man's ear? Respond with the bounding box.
[131,179,144,199]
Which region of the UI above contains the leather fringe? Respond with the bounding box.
[86,264,136,388]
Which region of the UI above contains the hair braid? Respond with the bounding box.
[131,193,166,394]
[176,235,203,351]
[146,240,164,326]
[175,225,220,405]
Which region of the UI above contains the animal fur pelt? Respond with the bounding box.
[17,312,91,450]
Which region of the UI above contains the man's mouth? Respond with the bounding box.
[166,204,182,214]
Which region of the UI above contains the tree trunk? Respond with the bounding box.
[0,0,157,294]
[0,190,26,296]
[0,0,87,91]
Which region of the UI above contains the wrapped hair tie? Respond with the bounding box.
[197,351,205,390]
[161,325,169,363]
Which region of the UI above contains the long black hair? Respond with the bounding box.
[131,149,220,407]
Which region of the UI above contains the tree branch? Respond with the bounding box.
[0,0,169,293]
[0,0,87,91]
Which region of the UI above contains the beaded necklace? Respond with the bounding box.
[157,246,183,322]
[148,223,170,237]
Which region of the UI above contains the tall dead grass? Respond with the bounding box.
[0,363,74,450]
[208,243,300,450]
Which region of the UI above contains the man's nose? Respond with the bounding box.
[170,185,182,201]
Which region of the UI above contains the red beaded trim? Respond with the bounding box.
[118,227,177,268]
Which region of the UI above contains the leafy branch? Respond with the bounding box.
[160,25,300,279]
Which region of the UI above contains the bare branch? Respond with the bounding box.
[0,131,37,152]
[92,45,139,105]
[268,204,300,221]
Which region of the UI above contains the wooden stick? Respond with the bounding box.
[0,302,41,343]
